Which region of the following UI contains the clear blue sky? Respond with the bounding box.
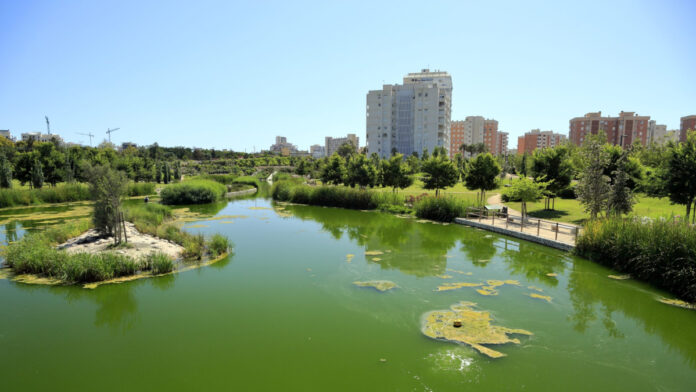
[1,0,694,151]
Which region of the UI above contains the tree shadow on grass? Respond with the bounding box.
[527,209,585,225]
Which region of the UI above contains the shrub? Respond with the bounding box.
[414,196,472,222]
[233,176,261,189]
[160,180,227,205]
[182,233,206,260]
[144,252,175,274]
[126,182,156,196]
[271,181,406,211]
[576,217,696,302]
[208,234,230,257]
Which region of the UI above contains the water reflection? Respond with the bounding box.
[500,238,566,286]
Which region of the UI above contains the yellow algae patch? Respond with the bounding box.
[353,280,398,292]
[435,282,482,292]
[528,286,544,292]
[608,274,631,280]
[364,250,383,256]
[372,257,382,262]
[247,207,273,210]
[384,250,392,253]
[658,298,696,310]
[546,273,557,277]
[345,254,355,263]
[11,274,63,286]
[486,280,505,287]
[504,280,520,286]
[437,275,453,279]
[446,268,465,274]
[184,224,209,228]
[0,268,11,280]
[477,287,499,296]
[465,272,473,276]
[421,301,533,358]
[219,221,235,224]
[528,293,552,303]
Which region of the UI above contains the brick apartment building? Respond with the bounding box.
[449,116,504,157]
[569,111,651,147]
[681,115,696,142]
[517,129,566,154]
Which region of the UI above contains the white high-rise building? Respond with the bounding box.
[366,69,452,159]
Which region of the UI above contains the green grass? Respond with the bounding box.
[208,234,230,257]
[232,175,261,188]
[505,193,687,225]
[372,176,496,204]
[144,252,175,274]
[126,182,156,196]
[0,183,92,208]
[160,179,227,205]
[414,196,474,222]
[124,203,173,234]
[576,217,696,302]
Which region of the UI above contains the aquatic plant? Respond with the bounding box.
[413,196,473,222]
[160,180,227,205]
[353,280,398,292]
[208,234,230,257]
[272,181,405,211]
[576,217,696,302]
[0,183,92,208]
[144,252,174,274]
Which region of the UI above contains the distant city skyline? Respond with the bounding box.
[1,0,695,151]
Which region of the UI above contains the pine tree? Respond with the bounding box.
[31,159,44,189]
[155,162,162,183]
[173,161,181,181]
[606,163,635,216]
[576,136,610,220]
[0,153,12,188]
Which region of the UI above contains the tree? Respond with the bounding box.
[464,153,501,204]
[421,155,458,196]
[162,162,171,184]
[503,177,545,220]
[576,135,611,220]
[63,155,75,183]
[88,165,128,244]
[665,132,696,222]
[530,146,573,209]
[31,159,44,189]
[336,142,357,159]
[603,144,644,189]
[345,154,378,188]
[405,155,421,174]
[421,148,430,161]
[173,161,182,181]
[320,154,347,185]
[606,159,635,216]
[295,159,309,176]
[381,153,414,192]
[0,153,12,188]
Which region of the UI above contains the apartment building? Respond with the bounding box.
[496,132,509,155]
[325,133,359,157]
[0,130,10,139]
[366,69,452,159]
[21,132,64,144]
[569,111,651,147]
[681,115,696,142]
[517,129,566,154]
[270,136,298,156]
[448,116,500,157]
[310,144,325,158]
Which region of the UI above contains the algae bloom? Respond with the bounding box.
[608,274,631,280]
[421,301,533,358]
[658,297,696,310]
[528,293,552,303]
[435,282,482,292]
[353,280,398,292]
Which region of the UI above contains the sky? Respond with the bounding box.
[1,0,695,151]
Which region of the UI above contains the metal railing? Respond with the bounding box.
[464,207,580,243]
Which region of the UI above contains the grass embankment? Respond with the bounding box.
[160,180,227,205]
[272,181,405,211]
[2,203,232,284]
[576,218,696,302]
[0,182,156,209]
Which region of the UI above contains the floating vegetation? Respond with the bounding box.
[475,259,490,264]
[421,301,533,358]
[346,254,355,263]
[658,297,696,310]
[447,268,465,274]
[503,280,520,286]
[247,207,273,210]
[372,257,382,262]
[364,250,383,256]
[353,280,398,292]
[0,268,11,280]
[546,273,557,277]
[258,217,269,220]
[608,274,631,280]
[435,282,482,292]
[486,280,505,287]
[528,293,552,303]
[184,224,209,228]
[219,221,235,224]
[437,275,453,279]
[528,286,544,292]
[12,274,65,286]
[476,287,498,296]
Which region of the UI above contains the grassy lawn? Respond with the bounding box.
[505,194,687,225]
[372,177,501,204]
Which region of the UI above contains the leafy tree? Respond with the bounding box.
[31,159,44,189]
[88,165,128,244]
[665,132,696,222]
[381,154,414,192]
[531,146,573,209]
[464,153,501,204]
[320,154,347,185]
[503,177,545,219]
[0,153,12,188]
[421,148,430,161]
[606,159,635,216]
[421,155,459,196]
[603,144,643,189]
[336,142,357,159]
[405,155,421,174]
[345,154,378,188]
[295,159,309,176]
[576,135,611,220]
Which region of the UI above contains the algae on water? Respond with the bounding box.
[608,274,631,280]
[353,280,398,292]
[421,301,533,358]
[528,293,552,303]
[658,297,696,310]
[435,282,482,292]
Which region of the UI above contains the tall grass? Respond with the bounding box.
[144,252,175,274]
[0,183,92,208]
[160,180,227,205]
[124,203,173,234]
[576,217,696,302]
[126,182,156,196]
[197,174,238,185]
[414,196,472,222]
[272,181,405,211]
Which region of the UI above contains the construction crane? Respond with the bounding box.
[45,116,51,135]
[106,127,120,143]
[77,132,95,146]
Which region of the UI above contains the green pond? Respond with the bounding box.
[1,194,696,391]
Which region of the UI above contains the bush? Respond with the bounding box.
[233,176,261,189]
[160,180,227,205]
[271,181,407,211]
[126,182,156,196]
[576,217,696,302]
[144,252,175,274]
[414,196,472,222]
[182,233,206,260]
[208,234,230,257]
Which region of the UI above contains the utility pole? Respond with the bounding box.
[106,127,120,143]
